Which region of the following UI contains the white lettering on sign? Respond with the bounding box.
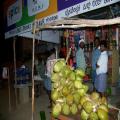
[27,0,49,16]
[35,14,58,29]
[5,14,59,39]
[92,0,102,7]
[36,19,45,28]
[83,1,91,11]
[104,0,113,3]
[45,15,58,23]
[7,0,22,26]
[65,5,80,17]
[58,0,119,18]
[5,23,33,39]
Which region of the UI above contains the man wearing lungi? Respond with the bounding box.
[95,40,108,97]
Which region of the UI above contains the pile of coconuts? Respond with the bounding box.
[51,59,109,120]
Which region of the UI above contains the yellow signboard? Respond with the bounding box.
[35,0,58,20]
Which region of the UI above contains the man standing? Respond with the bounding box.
[76,39,86,72]
[95,41,108,97]
[44,48,56,108]
[92,37,101,90]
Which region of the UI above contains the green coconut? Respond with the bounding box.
[63,66,72,78]
[76,75,83,81]
[81,109,89,120]
[82,85,89,93]
[83,101,94,113]
[74,80,83,89]
[100,97,108,105]
[66,95,74,105]
[97,108,108,120]
[70,104,78,115]
[51,73,60,82]
[89,112,99,120]
[60,77,66,85]
[73,93,80,104]
[53,60,66,73]
[91,92,100,101]
[51,90,59,101]
[75,69,85,78]
[69,71,76,81]
[80,95,90,106]
[53,82,60,89]
[78,104,82,110]
[62,87,69,96]
[52,103,61,118]
[77,88,86,97]
[98,104,108,113]
[62,104,70,115]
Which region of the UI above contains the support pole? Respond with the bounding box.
[7,68,11,112]
[31,21,36,120]
[116,27,119,50]
[13,37,18,108]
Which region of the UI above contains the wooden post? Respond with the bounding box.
[116,27,119,50]
[7,68,11,112]
[31,21,36,120]
[13,37,18,107]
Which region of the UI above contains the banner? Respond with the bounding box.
[4,0,119,39]
[27,0,50,16]
[57,0,84,11]
[58,0,120,18]
[7,0,22,26]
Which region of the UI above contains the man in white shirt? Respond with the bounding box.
[95,41,108,97]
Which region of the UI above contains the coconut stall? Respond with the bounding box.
[33,17,120,120]
[4,16,120,120]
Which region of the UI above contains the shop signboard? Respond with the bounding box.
[7,0,22,27]
[4,0,120,39]
[57,0,84,11]
[4,0,58,39]
[27,0,49,16]
[58,0,120,18]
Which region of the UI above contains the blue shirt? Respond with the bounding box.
[44,53,55,91]
[92,47,101,70]
[44,77,51,91]
[76,48,86,71]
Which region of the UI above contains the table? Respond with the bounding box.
[14,76,44,104]
[14,83,30,104]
